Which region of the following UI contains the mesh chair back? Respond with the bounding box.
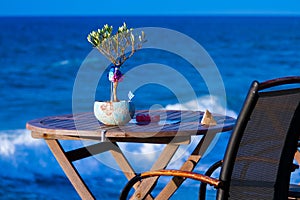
[218,77,300,200]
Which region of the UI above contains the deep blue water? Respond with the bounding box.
[1,16,300,199]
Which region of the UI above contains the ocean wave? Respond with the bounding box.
[165,95,237,118]
[0,129,43,157]
[56,59,70,66]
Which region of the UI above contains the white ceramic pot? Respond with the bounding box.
[94,100,135,125]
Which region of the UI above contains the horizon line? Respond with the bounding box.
[1,13,300,18]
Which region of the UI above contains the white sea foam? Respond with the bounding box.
[134,143,164,161]
[0,129,43,157]
[57,59,70,66]
[165,95,237,118]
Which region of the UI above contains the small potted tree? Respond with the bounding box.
[87,23,146,125]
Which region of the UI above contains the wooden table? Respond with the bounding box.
[26,110,235,200]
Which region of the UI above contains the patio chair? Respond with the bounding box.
[120,76,300,200]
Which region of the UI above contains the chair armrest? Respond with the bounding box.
[120,169,222,200]
[141,170,222,188]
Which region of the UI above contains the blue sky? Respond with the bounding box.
[0,0,300,16]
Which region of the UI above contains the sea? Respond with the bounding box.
[1,16,300,199]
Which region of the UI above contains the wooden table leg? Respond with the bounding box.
[45,139,95,200]
[131,143,180,200]
[109,142,139,184]
[155,131,218,199]
[155,131,219,199]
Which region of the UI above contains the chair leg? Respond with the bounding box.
[199,160,223,200]
[120,175,142,200]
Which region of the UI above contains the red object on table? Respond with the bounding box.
[136,113,160,124]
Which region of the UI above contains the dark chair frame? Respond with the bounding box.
[120,76,300,200]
